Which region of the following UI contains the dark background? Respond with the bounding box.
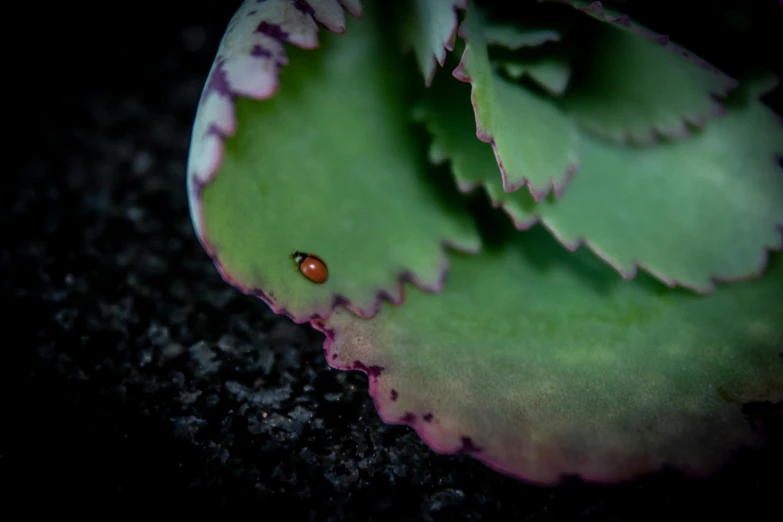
[6,0,781,518]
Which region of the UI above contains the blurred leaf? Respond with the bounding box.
[321,225,783,484]
[561,23,736,143]
[498,56,571,95]
[484,24,560,48]
[453,1,580,199]
[400,0,467,85]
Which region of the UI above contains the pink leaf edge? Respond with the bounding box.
[201,233,479,324]
[452,19,580,201]
[542,0,738,83]
[187,0,362,241]
[574,101,728,147]
[186,0,481,324]
[312,298,783,486]
[427,74,783,295]
[546,0,739,145]
[417,0,468,87]
[543,75,783,295]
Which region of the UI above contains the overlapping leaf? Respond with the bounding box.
[498,57,571,96]
[190,1,480,323]
[546,0,738,142]
[453,2,580,198]
[482,11,569,95]
[400,0,467,85]
[484,23,560,49]
[560,23,736,143]
[187,0,361,240]
[545,0,737,77]
[419,72,783,292]
[319,224,783,484]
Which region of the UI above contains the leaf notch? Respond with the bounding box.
[187,0,362,242]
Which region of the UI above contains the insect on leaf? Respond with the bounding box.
[188,0,480,323]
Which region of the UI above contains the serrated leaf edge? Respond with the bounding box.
[418,76,783,294]
[542,0,737,82]
[187,0,482,324]
[311,314,772,486]
[542,0,739,145]
[202,231,478,324]
[311,320,563,485]
[452,16,581,201]
[412,0,469,87]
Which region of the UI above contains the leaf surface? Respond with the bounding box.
[544,0,738,77]
[400,0,467,85]
[498,57,571,96]
[320,225,783,484]
[453,2,580,198]
[560,23,735,143]
[418,74,783,292]
[190,1,480,323]
[187,0,362,239]
[484,24,560,49]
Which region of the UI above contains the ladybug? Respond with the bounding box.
[293,251,328,283]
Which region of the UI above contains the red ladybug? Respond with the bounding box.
[293,251,328,283]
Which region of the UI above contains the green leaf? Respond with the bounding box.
[498,56,571,96]
[560,23,736,143]
[320,224,783,484]
[453,1,580,198]
[545,0,738,78]
[484,24,560,49]
[190,1,480,323]
[419,73,783,292]
[400,0,467,85]
[187,0,361,242]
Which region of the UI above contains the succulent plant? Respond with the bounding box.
[187,0,783,484]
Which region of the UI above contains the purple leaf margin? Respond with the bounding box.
[542,0,738,85]
[186,0,366,323]
[187,0,362,241]
[451,12,580,200]
[186,0,479,324]
[545,0,739,145]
